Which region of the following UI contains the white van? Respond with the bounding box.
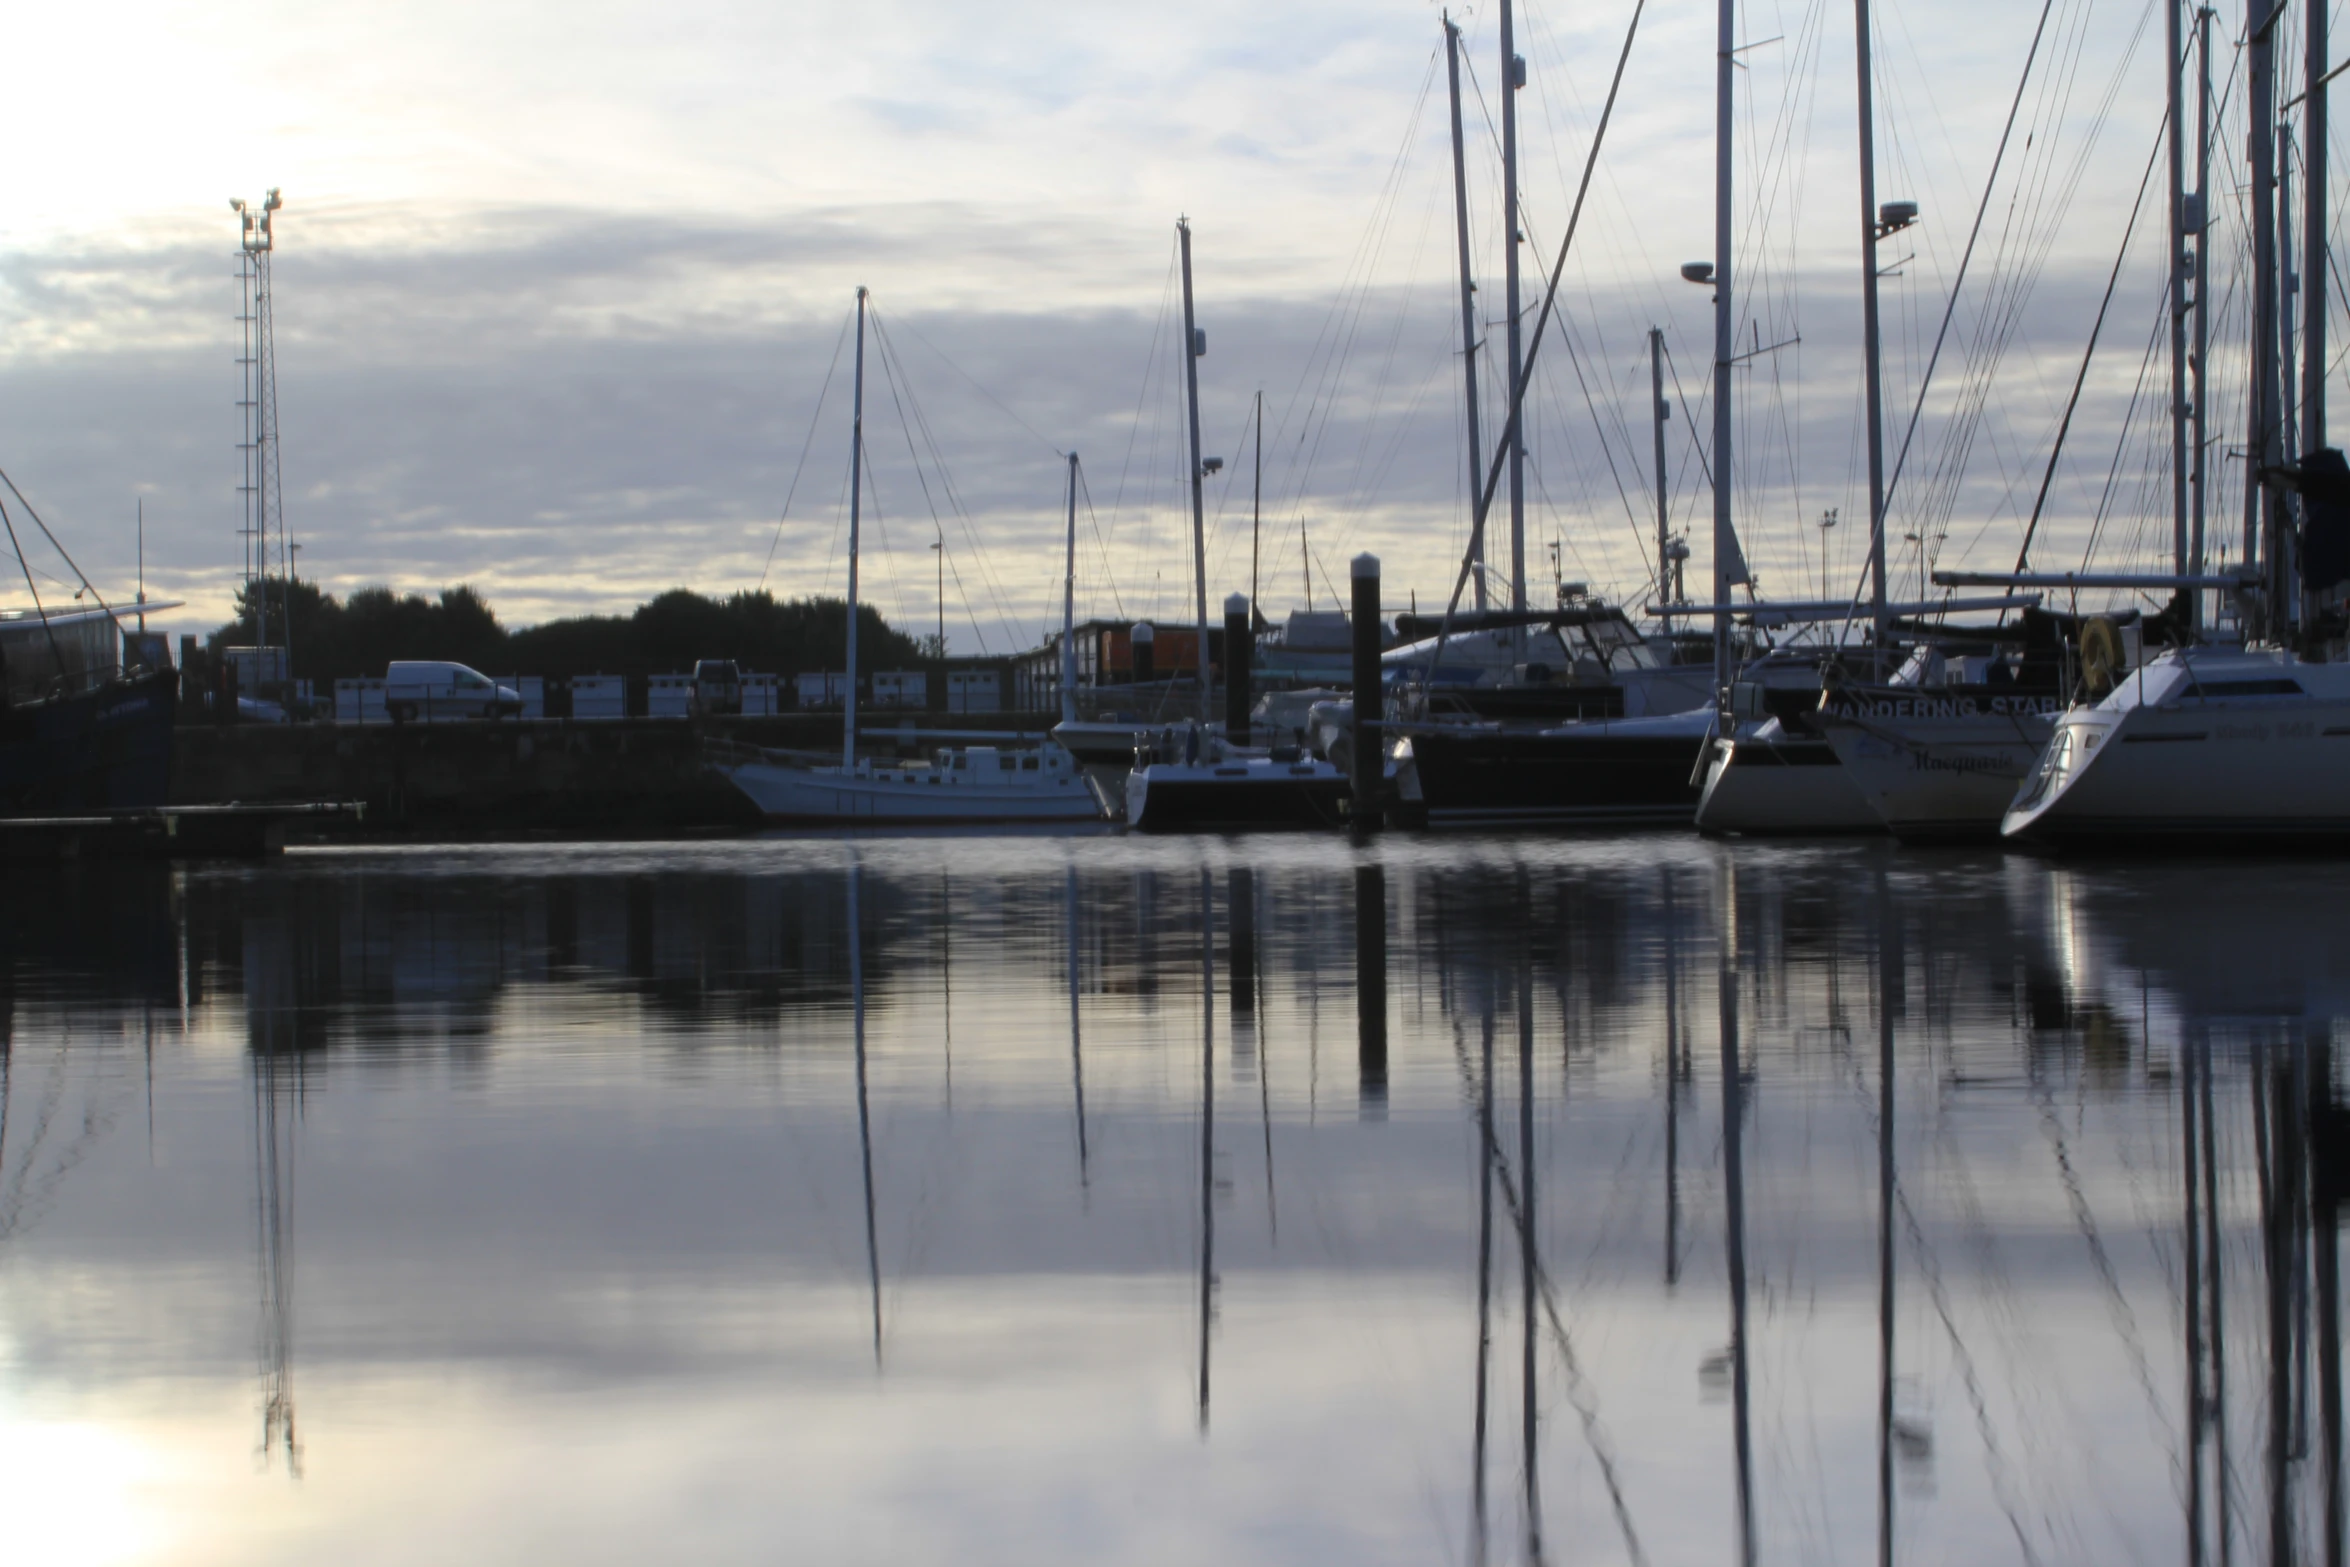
[383,661,524,722]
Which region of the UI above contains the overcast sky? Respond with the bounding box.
[0,0,2249,652]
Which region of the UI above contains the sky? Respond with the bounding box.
[0,0,2275,655]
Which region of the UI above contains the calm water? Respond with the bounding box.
[2,835,2345,1565]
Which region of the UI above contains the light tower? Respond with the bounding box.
[232,189,288,691]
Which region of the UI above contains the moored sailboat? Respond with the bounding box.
[716,291,1102,829]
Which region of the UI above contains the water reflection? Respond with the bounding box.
[0,841,2348,1564]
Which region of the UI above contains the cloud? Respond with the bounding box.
[0,0,2201,654]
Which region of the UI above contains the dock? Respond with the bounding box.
[0,801,365,861]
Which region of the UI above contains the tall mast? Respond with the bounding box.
[1720,860,1755,1567]
[2167,0,2190,581]
[1651,326,1670,629]
[1854,0,1891,654]
[1178,219,1213,721]
[1061,451,1080,728]
[2307,0,2329,461]
[1251,390,1263,618]
[844,287,868,769]
[2247,0,2278,637]
[1445,13,1490,613]
[1875,875,1900,1567]
[1711,0,1737,712]
[2280,130,2299,472]
[1499,0,1529,620]
[2191,2,2212,624]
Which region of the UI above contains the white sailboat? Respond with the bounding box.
[2006,0,2348,846]
[2002,646,2350,842]
[717,290,1103,828]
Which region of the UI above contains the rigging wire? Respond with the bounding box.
[2009,108,2171,576]
[759,306,854,591]
[1879,0,2062,526]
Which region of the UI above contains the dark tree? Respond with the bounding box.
[209,580,922,683]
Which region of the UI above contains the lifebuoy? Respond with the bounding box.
[2079,617,2122,697]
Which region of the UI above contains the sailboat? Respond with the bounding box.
[1123,220,1353,834]
[1816,0,2231,844]
[2001,646,2350,841]
[716,292,1104,828]
[1389,5,1727,829]
[2005,4,2350,847]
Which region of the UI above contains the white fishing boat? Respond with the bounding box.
[714,290,1103,830]
[2002,646,2350,843]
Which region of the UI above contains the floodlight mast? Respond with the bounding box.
[232,190,289,691]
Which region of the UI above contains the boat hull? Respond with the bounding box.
[1694,729,1880,835]
[1400,712,1713,828]
[1819,700,2057,843]
[2004,689,2350,844]
[0,667,179,816]
[724,760,1103,826]
[1126,760,1352,833]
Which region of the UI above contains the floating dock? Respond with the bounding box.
[0,801,365,861]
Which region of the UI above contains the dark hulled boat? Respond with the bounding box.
[1,606,178,814]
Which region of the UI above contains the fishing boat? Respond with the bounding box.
[2,559,180,816]
[715,291,1102,829]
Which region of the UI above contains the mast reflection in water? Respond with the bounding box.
[0,840,2346,1565]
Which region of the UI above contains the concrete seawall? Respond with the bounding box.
[170,713,1060,835]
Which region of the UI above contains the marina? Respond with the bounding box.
[7,0,2350,1557]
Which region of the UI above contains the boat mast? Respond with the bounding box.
[1061,451,1080,728]
[2167,0,2190,589]
[2280,130,2299,476]
[1179,219,1213,722]
[2306,0,2329,467]
[2247,0,2279,640]
[1251,390,1263,617]
[2191,3,2212,626]
[844,286,868,770]
[1500,0,1529,624]
[1711,0,1737,714]
[1650,326,1670,631]
[1855,0,1892,659]
[1445,12,1490,614]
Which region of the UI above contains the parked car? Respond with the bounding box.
[384,661,523,722]
[691,659,742,717]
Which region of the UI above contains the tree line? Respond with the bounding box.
[211,580,926,684]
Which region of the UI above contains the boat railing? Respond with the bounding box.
[700,735,842,772]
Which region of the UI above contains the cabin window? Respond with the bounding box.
[2186,678,2306,698]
